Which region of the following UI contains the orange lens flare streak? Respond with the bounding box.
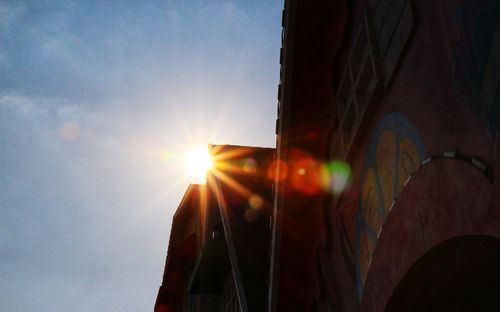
[213,162,250,174]
[211,147,253,163]
[208,167,253,199]
[199,184,208,245]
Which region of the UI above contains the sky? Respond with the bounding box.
[0,1,282,310]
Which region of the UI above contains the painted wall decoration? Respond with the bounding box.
[354,113,426,296]
[450,0,500,134]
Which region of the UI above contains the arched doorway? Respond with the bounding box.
[385,235,500,311]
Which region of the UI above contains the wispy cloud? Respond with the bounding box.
[0,93,46,116]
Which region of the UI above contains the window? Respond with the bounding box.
[335,0,415,158]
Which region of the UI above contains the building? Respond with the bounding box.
[155,145,275,311]
[156,0,500,311]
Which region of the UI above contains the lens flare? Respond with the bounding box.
[160,150,175,161]
[242,158,257,173]
[59,121,81,141]
[244,207,259,222]
[322,160,352,195]
[267,159,288,181]
[248,194,263,209]
[288,149,324,195]
[184,146,213,184]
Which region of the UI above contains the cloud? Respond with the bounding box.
[0,93,47,116]
[0,88,179,308]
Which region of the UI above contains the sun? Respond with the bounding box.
[184,146,213,184]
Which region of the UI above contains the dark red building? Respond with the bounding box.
[156,0,500,310]
[155,145,275,311]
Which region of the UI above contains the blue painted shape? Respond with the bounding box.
[354,112,426,297]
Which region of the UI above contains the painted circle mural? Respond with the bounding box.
[355,113,426,296]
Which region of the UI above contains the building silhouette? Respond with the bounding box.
[155,145,275,311]
[156,0,500,310]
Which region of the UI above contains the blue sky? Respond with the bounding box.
[0,1,282,310]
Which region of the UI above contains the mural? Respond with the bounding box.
[451,0,500,134]
[354,113,426,296]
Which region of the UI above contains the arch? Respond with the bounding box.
[385,235,500,311]
[359,158,498,311]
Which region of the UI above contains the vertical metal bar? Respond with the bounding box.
[213,177,249,312]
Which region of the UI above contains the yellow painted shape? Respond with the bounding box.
[397,138,421,194]
[376,130,398,215]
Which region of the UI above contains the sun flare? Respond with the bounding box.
[184,146,213,184]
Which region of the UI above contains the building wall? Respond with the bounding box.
[272,0,500,311]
